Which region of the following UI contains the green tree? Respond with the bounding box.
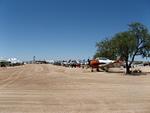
[95,22,150,74]
[94,38,117,60]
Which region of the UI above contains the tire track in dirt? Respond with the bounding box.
[0,68,21,85]
[0,67,26,89]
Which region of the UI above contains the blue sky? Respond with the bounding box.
[0,0,150,60]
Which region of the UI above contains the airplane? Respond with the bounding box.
[88,57,123,72]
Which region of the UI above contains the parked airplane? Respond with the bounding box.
[88,57,123,72]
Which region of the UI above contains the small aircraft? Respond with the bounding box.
[88,57,123,72]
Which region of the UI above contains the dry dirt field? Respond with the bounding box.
[0,64,150,113]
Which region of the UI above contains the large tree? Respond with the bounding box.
[95,22,150,74]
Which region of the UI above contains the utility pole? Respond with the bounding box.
[33,56,36,64]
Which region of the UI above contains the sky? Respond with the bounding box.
[0,0,150,61]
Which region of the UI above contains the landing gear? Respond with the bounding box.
[96,68,100,72]
[91,68,94,72]
[91,67,100,72]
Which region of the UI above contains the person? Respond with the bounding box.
[87,59,90,65]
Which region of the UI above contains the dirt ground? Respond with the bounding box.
[0,64,150,113]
